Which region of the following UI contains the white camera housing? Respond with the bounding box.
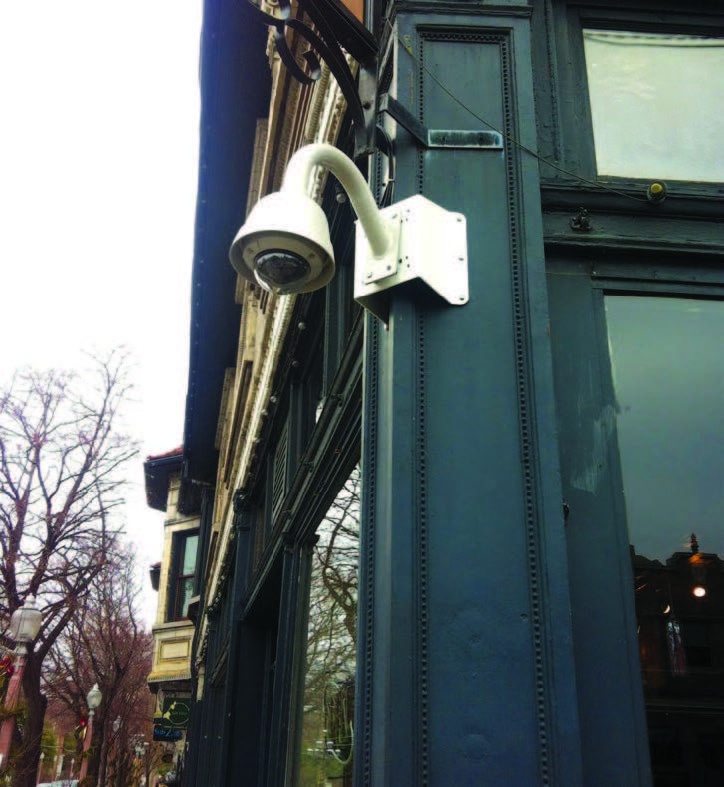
[229,191,335,295]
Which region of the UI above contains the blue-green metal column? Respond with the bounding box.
[356,6,582,785]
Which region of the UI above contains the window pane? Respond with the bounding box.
[605,296,724,784]
[298,467,359,786]
[181,534,198,575]
[584,31,724,182]
[177,577,195,618]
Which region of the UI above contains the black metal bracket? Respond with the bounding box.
[244,2,504,159]
[379,96,504,150]
[244,0,378,156]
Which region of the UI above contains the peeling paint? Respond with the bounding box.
[571,404,616,493]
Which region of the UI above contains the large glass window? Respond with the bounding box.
[584,31,724,182]
[172,531,199,621]
[298,466,359,786]
[605,296,724,785]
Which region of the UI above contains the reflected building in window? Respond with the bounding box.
[633,540,724,784]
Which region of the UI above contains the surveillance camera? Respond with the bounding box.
[229,191,335,295]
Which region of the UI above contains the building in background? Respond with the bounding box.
[144,447,198,778]
[148,1,724,784]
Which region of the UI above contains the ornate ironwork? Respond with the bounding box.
[245,0,378,155]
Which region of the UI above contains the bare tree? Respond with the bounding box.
[0,351,138,787]
[44,544,153,787]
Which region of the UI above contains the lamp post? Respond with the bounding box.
[79,683,102,781]
[0,596,43,768]
[134,740,150,787]
[106,716,121,787]
[54,735,64,781]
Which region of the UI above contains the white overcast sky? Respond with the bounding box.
[0,2,204,626]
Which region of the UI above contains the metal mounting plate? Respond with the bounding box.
[355,195,468,322]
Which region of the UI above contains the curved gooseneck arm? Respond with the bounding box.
[281,143,393,259]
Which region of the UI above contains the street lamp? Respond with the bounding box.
[0,596,43,767]
[87,683,102,712]
[79,683,102,781]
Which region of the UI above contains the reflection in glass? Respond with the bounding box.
[298,467,359,786]
[175,532,198,620]
[606,296,724,785]
[584,31,724,182]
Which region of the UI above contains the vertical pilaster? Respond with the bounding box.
[267,537,314,786]
[357,5,582,784]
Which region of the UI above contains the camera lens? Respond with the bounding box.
[254,250,311,293]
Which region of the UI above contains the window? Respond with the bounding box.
[604,296,724,565]
[297,466,359,787]
[606,295,724,703]
[547,273,724,785]
[583,30,724,182]
[171,531,199,621]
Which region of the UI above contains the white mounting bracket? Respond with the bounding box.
[354,195,468,322]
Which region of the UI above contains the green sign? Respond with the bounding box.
[156,697,191,730]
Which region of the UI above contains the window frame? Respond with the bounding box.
[169,528,200,623]
[546,2,724,199]
[546,251,724,785]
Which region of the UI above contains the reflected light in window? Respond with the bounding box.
[693,586,707,598]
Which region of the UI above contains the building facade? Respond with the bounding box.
[156,1,724,784]
[144,448,199,777]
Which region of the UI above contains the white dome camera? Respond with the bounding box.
[228,143,468,316]
[229,191,335,295]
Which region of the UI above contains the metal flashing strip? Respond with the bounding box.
[380,95,504,150]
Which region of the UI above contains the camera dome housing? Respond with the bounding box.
[229,191,335,295]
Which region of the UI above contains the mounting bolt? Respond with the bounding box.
[646,181,668,204]
[570,208,592,232]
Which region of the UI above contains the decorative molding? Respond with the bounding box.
[543,210,724,256]
[500,30,551,786]
[358,315,379,784]
[160,638,192,661]
[414,307,430,784]
[148,671,192,684]
[394,1,533,17]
